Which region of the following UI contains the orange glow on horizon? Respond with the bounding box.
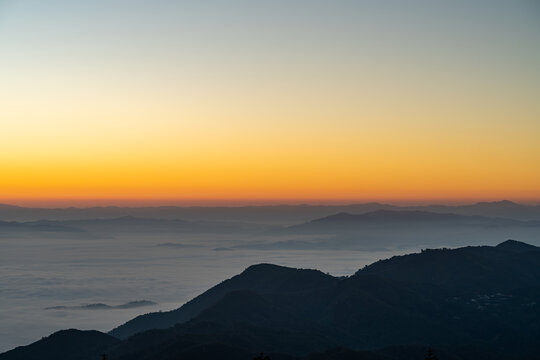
[2,195,540,208]
[1,2,538,207]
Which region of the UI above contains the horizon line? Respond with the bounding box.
[1,198,540,209]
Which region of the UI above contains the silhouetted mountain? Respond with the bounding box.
[106,241,540,356]
[0,329,119,360]
[495,239,540,253]
[169,290,338,354]
[302,346,470,360]
[110,264,336,339]
[358,241,540,294]
[3,241,540,360]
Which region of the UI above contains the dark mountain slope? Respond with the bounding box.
[110,264,337,339]
[0,329,119,360]
[358,240,540,293]
[4,241,540,360]
[109,241,540,351]
[495,239,540,253]
[110,291,338,360]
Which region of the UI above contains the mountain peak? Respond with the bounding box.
[474,200,519,207]
[242,263,292,273]
[241,263,328,279]
[0,329,119,360]
[496,239,539,253]
[311,210,469,223]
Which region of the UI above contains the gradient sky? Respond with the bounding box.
[0,0,539,206]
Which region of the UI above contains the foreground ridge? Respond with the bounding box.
[2,240,539,360]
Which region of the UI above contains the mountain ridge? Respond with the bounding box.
[1,200,540,223]
[3,240,540,360]
[109,240,540,341]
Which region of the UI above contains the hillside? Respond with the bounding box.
[2,240,540,360]
[110,264,337,339]
[0,329,119,360]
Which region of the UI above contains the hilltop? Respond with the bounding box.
[3,240,539,360]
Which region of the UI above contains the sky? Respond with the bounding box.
[0,0,539,206]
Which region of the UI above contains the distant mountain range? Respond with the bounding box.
[314,210,531,223]
[2,207,540,247]
[291,210,540,230]
[1,200,540,223]
[3,240,539,360]
[247,210,540,250]
[0,219,82,235]
[0,216,270,236]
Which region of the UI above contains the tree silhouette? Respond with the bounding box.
[424,348,438,360]
[253,352,271,360]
